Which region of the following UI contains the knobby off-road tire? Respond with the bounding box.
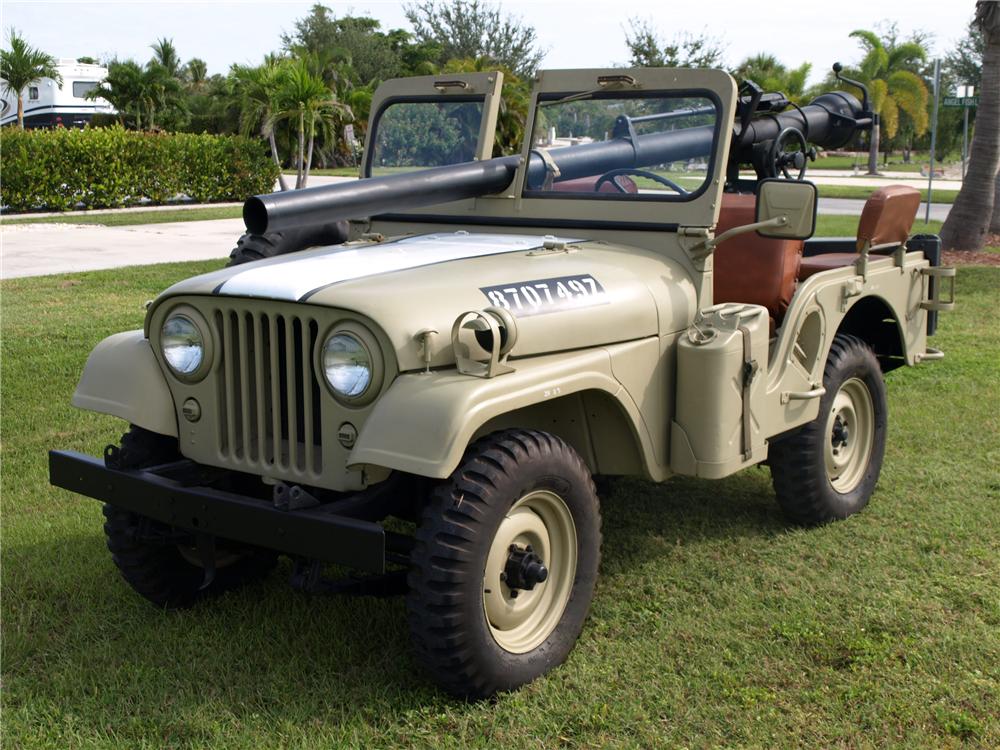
[407,429,601,699]
[769,334,888,525]
[103,426,277,609]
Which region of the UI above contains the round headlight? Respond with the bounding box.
[323,333,372,398]
[161,314,205,376]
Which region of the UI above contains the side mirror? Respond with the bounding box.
[755,178,817,240]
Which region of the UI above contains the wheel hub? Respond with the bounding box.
[482,489,577,654]
[824,377,875,493]
[502,544,548,596]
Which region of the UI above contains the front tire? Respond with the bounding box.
[103,427,277,609]
[769,334,888,525]
[407,429,601,698]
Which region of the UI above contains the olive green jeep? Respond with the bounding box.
[49,66,954,698]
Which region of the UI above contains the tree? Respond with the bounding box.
[231,62,290,190]
[623,19,725,69]
[87,59,145,127]
[269,58,351,188]
[404,0,545,78]
[0,29,61,128]
[733,54,812,105]
[947,14,985,88]
[844,26,930,174]
[941,1,1000,250]
[185,58,208,89]
[150,37,182,78]
[283,6,406,85]
[87,58,184,131]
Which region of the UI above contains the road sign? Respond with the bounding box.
[943,96,978,108]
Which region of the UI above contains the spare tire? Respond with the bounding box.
[228,221,350,266]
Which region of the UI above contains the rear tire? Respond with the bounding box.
[103,427,277,609]
[407,429,601,698]
[769,334,888,525]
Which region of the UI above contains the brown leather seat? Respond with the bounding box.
[714,193,804,322]
[798,185,921,279]
[551,175,639,193]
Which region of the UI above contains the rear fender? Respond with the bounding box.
[72,331,178,438]
[348,347,658,480]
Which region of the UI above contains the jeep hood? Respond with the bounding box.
[155,232,696,371]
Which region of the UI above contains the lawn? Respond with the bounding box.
[2,206,243,227]
[816,185,958,205]
[2,258,998,747]
[811,153,958,173]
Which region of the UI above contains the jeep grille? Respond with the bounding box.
[213,307,323,478]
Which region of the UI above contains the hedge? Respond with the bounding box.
[0,126,279,212]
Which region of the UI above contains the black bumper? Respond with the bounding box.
[48,450,386,573]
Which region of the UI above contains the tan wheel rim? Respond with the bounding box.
[825,377,875,493]
[483,489,577,654]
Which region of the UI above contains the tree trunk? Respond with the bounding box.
[303,119,315,190]
[269,132,289,192]
[940,3,1000,251]
[296,109,305,189]
[867,117,880,175]
[17,95,24,129]
[991,168,1000,235]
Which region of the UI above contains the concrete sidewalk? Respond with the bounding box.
[1,218,245,279]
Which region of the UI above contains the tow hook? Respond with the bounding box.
[501,544,548,598]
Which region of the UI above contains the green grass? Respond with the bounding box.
[2,258,998,748]
[2,206,243,227]
[285,167,360,177]
[811,153,957,173]
[817,185,958,205]
[815,215,942,237]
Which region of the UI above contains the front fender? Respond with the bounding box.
[348,347,652,479]
[72,331,178,438]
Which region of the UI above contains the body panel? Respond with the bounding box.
[73,331,178,437]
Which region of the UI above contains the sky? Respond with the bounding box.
[0,0,971,89]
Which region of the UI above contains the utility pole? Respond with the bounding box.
[925,58,941,225]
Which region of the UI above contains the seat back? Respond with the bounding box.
[856,185,921,251]
[713,193,804,320]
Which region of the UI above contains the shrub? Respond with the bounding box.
[0,126,279,212]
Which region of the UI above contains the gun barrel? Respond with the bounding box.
[244,90,870,235]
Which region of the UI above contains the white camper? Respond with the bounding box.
[1,59,114,128]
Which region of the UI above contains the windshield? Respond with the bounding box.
[368,100,484,177]
[523,92,719,200]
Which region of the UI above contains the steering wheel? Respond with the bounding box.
[767,127,815,180]
[594,168,690,196]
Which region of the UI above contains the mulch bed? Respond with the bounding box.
[943,250,1000,267]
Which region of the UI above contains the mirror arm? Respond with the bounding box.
[694,215,787,254]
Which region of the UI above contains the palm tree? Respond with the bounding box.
[231,61,290,191]
[184,58,208,90]
[270,59,351,188]
[0,29,61,128]
[846,29,929,174]
[941,1,1000,250]
[150,37,182,79]
[733,54,812,106]
[87,59,144,127]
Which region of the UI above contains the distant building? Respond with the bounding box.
[1,59,115,128]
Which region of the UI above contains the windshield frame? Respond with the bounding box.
[363,94,489,178]
[519,87,725,204]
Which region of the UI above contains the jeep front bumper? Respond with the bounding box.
[48,451,387,573]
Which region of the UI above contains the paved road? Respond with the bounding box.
[1,197,952,280]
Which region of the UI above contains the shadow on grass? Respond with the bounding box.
[5,469,790,723]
